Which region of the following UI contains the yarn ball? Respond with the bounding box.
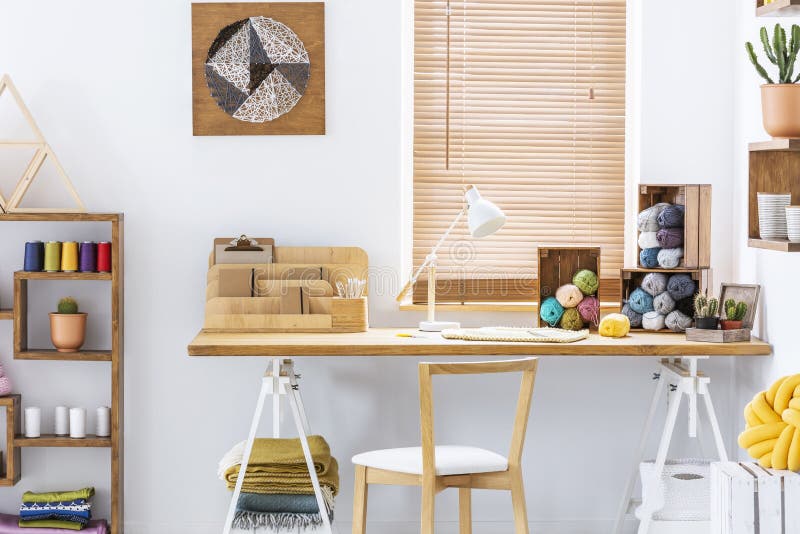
[665,310,693,332]
[657,228,684,249]
[540,297,565,327]
[573,269,599,296]
[639,247,661,268]
[653,291,676,315]
[599,313,630,338]
[738,374,800,471]
[555,284,584,308]
[658,204,685,228]
[657,247,684,269]
[641,272,668,296]
[560,308,585,331]
[667,274,696,301]
[628,288,655,314]
[676,297,695,318]
[621,303,643,328]
[577,295,600,325]
[642,311,666,331]
[638,232,659,250]
[637,203,671,232]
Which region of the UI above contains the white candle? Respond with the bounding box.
[54,406,69,436]
[95,406,110,437]
[24,407,41,438]
[69,408,86,439]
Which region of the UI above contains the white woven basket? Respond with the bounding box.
[636,458,711,521]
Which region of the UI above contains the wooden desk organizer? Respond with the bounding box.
[204,245,369,333]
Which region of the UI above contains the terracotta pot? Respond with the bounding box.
[694,317,719,330]
[761,84,800,138]
[720,319,743,331]
[49,313,87,352]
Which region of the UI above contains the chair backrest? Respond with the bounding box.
[417,358,539,477]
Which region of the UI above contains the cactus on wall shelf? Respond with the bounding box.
[747,23,800,84]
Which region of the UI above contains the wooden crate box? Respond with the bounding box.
[621,268,709,332]
[638,184,711,269]
[537,246,601,328]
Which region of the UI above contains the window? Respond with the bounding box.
[412,0,627,304]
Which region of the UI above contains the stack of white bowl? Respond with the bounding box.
[786,206,800,243]
[758,193,791,239]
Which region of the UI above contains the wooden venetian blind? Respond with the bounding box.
[413,0,626,303]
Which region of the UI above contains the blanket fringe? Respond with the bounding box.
[233,511,331,532]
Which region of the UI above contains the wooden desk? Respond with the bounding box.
[188,328,771,357]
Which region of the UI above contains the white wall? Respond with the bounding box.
[0,1,740,532]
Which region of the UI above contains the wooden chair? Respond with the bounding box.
[351,358,539,534]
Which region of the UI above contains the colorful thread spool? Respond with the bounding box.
[61,242,79,272]
[23,241,44,272]
[97,242,111,273]
[44,241,62,272]
[79,242,97,273]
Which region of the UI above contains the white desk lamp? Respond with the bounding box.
[397,185,506,331]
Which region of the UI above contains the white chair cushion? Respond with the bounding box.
[352,445,508,476]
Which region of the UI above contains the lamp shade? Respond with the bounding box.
[465,186,506,238]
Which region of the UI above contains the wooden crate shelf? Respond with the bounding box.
[15,350,112,362]
[748,141,800,251]
[0,310,11,321]
[757,0,800,16]
[14,271,111,281]
[14,434,111,448]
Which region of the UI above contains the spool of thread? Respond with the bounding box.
[642,311,666,331]
[639,247,661,268]
[628,288,655,314]
[43,241,62,272]
[79,242,97,272]
[23,241,44,272]
[572,270,599,296]
[560,308,585,331]
[676,296,695,317]
[97,242,111,273]
[24,407,41,438]
[69,407,86,439]
[577,295,600,325]
[621,303,643,328]
[540,297,565,327]
[656,228,684,249]
[599,313,630,338]
[555,284,584,308]
[665,310,692,332]
[96,406,110,437]
[638,232,659,250]
[658,204,685,228]
[54,406,69,436]
[61,242,79,272]
[653,292,676,314]
[657,247,684,269]
[667,274,696,301]
[641,273,668,296]
[637,203,671,232]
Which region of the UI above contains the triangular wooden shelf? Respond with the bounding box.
[0,75,85,213]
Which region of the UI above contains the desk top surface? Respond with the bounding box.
[188,328,772,357]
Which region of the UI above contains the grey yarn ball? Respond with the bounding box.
[638,231,660,250]
[637,203,671,232]
[665,310,692,332]
[667,274,696,301]
[642,311,666,331]
[621,303,643,328]
[653,292,676,314]
[657,247,684,269]
[641,273,668,296]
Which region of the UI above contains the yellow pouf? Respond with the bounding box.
[598,313,630,338]
[738,374,800,471]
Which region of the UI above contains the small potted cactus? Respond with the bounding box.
[693,292,720,330]
[49,297,87,352]
[721,299,748,331]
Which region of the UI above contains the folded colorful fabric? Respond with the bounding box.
[236,488,335,514]
[20,499,90,520]
[18,519,83,530]
[18,514,87,527]
[22,488,94,504]
[0,513,107,534]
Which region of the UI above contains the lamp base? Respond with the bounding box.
[419,320,461,332]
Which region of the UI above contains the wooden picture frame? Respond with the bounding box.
[191,2,325,136]
[718,283,761,329]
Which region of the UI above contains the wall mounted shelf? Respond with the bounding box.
[15,350,112,362]
[0,395,21,487]
[0,310,11,321]
[15,271,111,281]
[14,434,111,448]
[757,0,800,16]
[748,140,800,251]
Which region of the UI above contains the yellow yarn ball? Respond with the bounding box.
[599,313,630,338]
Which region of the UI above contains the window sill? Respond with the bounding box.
[398,302,621,313]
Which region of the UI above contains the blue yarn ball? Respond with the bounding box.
[666,274,696,301]
[540,297,565,327]
[640,247,661,268]
[658,205,685,228]
[628,288,655,314]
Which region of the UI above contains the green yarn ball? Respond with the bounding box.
[560,308,585,331]
[573,269,599,296]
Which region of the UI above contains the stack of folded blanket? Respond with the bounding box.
[218,436,339,532]
[16,488,101,531]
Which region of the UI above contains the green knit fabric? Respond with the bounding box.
[19,518,84,530]
[22,487,94,503]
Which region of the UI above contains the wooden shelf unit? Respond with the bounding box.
[2,213,123,534]
[748,140,800,251]
[757,0,800,16]
[0,310,11,321]
[0,395,21,487]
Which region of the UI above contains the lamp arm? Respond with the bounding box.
[396,207,467,302]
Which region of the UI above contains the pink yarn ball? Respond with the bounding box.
[577,295,600,325]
